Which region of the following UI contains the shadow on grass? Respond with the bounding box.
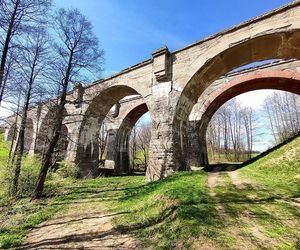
[215,181,300,235]
[33,211,129,229]
[112,171,223,249]
[20,228,120,249]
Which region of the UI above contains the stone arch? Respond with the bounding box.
[113,103,149,174]
[35,106,69,163]
[6,118,34,153]
[76,85,151,176]
[173,30,300,170]
[194,70,300,166]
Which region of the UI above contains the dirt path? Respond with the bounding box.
[208,171,273,249]
[207,172,226,219]
[21,202,142,249]
[227,171,246,189]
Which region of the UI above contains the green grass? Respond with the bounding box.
[112,171,223,249]
[213,173,300,249]
[239,136,300,196]
[0,133,71,248]
[0,132,299,249]
[211,137,300,249]
[0,133,10,188]
[0,199,66,249]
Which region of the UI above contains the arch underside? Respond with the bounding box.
[35,107,69,163]
[113,103,149,174]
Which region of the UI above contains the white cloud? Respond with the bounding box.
[235,89,277,110]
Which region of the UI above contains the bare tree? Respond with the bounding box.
[0,0,52,105]
[206,98,259,163]
[136,123,151,171]
[98,124,108,164]
[241,107,255,159]
[33,8,104,199]
[263,92,300,144]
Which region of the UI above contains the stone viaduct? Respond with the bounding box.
[4,1,300,181]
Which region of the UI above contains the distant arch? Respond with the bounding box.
[76,85,151,176]
[114,103,149,174]
[35,107,69,163]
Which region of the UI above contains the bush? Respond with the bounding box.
[1,155,41,198]
[56,160,80,179]
[17,155,41,197]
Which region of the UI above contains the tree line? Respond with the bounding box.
[206,91,300,164]
[0,0,104,199]
[129,121,151,172]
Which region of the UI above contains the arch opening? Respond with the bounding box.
[205,90,300,166]
[76,85,151,177]
[189,71,300,168]
[6,118,34,153]
[7,123,17,141]
[127,109,151,174]
[103,102,149,175]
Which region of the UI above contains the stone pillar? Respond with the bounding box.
[65,121,82,162]
[186,121,201,167]
[104,129,118,171]
[198,115,210,167]
[73,82,84,108]
[115,132,130,174]
[66,117,100,177]
[4,127,9,141]
[28,122,38,155]
[147,120,176,181]
[146,46,180,181]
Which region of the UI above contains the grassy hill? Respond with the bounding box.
[0,134,299,249]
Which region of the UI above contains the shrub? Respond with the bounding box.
[1,155,41,198]
[56,160,80,179]
[17,155,41,197]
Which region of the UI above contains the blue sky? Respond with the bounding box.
[54,0,292,76]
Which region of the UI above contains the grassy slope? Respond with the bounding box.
[239,136,300,196]
[113,136,300,249]
[0,133,10,197]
